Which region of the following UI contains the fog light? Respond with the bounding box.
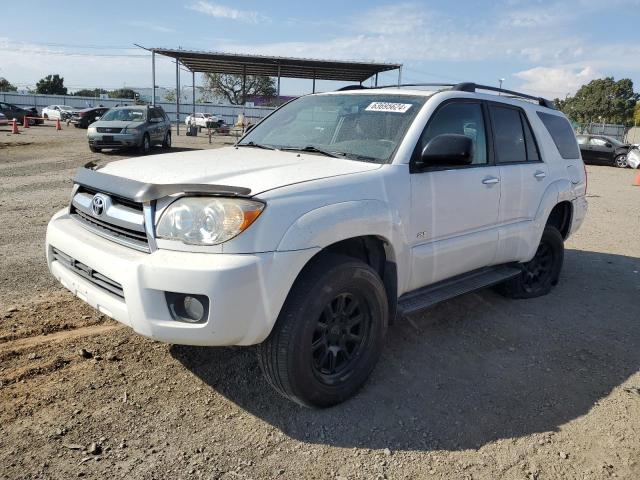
[165,292,209,323]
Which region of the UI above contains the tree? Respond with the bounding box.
[634,103,640,125]
[202,73,276,105]
[555,77,638,124]
[0,77,18,92]
[108,88,137,99]
[164,89,176,102]
[73,88,107,97]
[36,74,67,95]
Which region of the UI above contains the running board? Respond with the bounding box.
[398,265,522,316]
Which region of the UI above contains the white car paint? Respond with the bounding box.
[42,105,77,120]
[45,87,587,346]
[185,112,219,127]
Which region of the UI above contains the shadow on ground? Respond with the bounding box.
[171,249,640,452]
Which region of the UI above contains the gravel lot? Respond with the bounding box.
[1,124,639,480]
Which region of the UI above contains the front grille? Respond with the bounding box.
[70,187,150,252]
[51,248,124,299]
[97,127,123,133]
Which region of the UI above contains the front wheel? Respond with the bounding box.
[497,225,564,299]
[257,254,388,408]
[138,133,150,154]
[614,154,628,168]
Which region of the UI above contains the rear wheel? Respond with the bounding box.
[614,154,628,168]
[497,226,564,299]
[162,131,172,149]
[258,254,388,408]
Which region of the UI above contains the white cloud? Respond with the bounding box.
[186,1,263,23]
[514,66,600,98]
[126,21,174,33]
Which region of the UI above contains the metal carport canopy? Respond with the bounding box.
[150,48,402,83]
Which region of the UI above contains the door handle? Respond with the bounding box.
[482,177,500,185]
[534,171,547,179]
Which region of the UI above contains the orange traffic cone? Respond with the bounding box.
[56,119,62,131]
[633,171,640,187]
[11,119,19,134]
[23,116,29,128]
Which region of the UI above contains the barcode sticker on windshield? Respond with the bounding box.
[365,102,413,113]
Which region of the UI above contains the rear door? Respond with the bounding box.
[489,104,550,263]
[409,100,500,289]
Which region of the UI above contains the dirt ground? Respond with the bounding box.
[0,124,639,480]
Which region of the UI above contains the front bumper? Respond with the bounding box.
[46,210,318,346]
[87,132,141,148]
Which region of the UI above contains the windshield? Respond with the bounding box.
[602,136,625,147]
[100,108,147,122]
[239,93,427,163]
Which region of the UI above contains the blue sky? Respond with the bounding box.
[1,0,639,99]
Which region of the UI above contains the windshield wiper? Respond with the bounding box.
[280,145,342,158]
[237,141,275,150]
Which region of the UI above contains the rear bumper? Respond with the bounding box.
[45,210,317,346]
[569,195,588,237]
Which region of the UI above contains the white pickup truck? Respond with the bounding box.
[46,83,587,407]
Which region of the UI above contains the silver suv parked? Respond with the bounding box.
[87,105,172,154]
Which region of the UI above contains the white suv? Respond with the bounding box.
[46,83,587,407]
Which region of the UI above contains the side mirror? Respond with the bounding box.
[417,133,474,169]
[605,143,612,148]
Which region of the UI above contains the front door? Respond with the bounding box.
[409,100,500,290]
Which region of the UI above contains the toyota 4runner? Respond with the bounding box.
[46,82,588,407]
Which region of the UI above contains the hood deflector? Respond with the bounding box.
[75,163,252,202]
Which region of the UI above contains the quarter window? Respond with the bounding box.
[536,112,580,159]
[418,102,487,165]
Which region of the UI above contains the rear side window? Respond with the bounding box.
[489,105,526,163]
[537,112,580,159]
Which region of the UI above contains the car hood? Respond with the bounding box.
[99,146,382,195]
[91,120,145,129]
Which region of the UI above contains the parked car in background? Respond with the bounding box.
[42,105,79,121]
[576,134,632,168]
[0,102,42,125]
[87,105,172,153]
[185,112,220,130]
[70,107,110,129]
[0,112,8,127]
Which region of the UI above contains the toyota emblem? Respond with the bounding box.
[91,194,106,216]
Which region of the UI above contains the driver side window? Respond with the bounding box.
[418,102,487,165]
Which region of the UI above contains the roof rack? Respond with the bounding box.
[452,82,556,109]
[335,82,556,109]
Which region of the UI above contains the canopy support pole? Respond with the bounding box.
[176,58,180,136]
[192,71,195,117]
[151,51,156,106]
[375,73,378,87]
[277,65,281,105]
[397,66,402,87]
[312,70,316,93]
[242,64,247,116]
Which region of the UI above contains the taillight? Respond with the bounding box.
[78,112,85,117]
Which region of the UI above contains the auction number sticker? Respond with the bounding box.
[365,102,413,113]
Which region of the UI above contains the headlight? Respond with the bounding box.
[87,127,96,134]
[156,197,264,245]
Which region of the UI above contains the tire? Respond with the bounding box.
[614,154,628,168]
[89,146,101,153]
[162,131,172,149]
[497,225,564,299]
[138,133,150,154]
[257,253,388,408]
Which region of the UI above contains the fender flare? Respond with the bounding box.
[277,199,399,252]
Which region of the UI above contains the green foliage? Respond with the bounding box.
[555,77,638,124]
[36,74,67,95]
[73,88,108,97]
[108,88,137,99]
[0,77,18,92]
[634,103,640,125]
[164,89,176,102]
[202,73,276,105]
